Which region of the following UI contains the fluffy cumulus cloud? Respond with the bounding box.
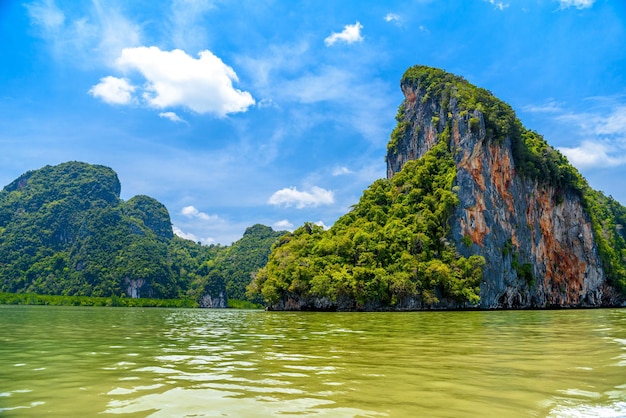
[273,219,294,230]
[268,186,334,209]
[110,46,255,116]
[557,0,595,9]
[324,22,364,46]
[88,76,136,104]
[173,226,199,241]
[181,205,217,221]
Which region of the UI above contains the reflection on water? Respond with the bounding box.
[1,306,625,417]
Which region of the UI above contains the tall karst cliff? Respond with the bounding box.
[251,65,626,311]
[387,66,626,308]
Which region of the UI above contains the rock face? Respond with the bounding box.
[199,291,227,308]
[386,67,624,308]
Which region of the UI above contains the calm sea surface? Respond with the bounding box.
[1,305,625,417]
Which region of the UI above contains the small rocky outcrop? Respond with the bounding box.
[199,291,227,308]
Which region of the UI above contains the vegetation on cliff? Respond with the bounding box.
[0,162,284,305]
[394,65,626,293]
[249,141,485,309]
[582,190,626,291]
[393,66,585,193]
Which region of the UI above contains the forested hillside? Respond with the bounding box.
[249,141,485,310]
[0,162,284,305]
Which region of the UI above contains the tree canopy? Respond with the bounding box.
[249,141,485,309]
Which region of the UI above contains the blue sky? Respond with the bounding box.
[1,0,625,245]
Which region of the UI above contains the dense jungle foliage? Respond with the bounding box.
[201,224,286,304]
[0,291,198,308]
[249,141,485,309]
[0,162,284,305]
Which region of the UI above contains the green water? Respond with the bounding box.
[1,306,625,417]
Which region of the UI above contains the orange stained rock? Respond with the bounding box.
[404,87,416,103]
[488,143,514,213]
[461,142,486,191]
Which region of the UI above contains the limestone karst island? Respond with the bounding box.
[2,66,626,311]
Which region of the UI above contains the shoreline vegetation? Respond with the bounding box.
[0,292,263,309]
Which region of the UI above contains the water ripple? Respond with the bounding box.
[2,306,626,417]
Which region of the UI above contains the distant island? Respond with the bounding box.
[0,161,285,308]
[248,65,626,311]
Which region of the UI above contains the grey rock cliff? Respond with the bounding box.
[387,79,623,308]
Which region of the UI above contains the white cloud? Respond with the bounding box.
[268,186,334,209]
[384,13,400,23]
[257,98,278,109]
[522,100,563,114]
[159,111,186,123]
[594,105,626,136]
[332,166,352,176]
[556,105,626,138]
[549,103,626,169]
[485,0,509,10]
[173,226,215,245]
[324,22,364,46]
[115,46,255,116]
[559,141,626,169]
[557,0,595,9]
[314,220,329,230]
[273,219,294,230]
[88,76,136,105]
[181,205,218,221]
